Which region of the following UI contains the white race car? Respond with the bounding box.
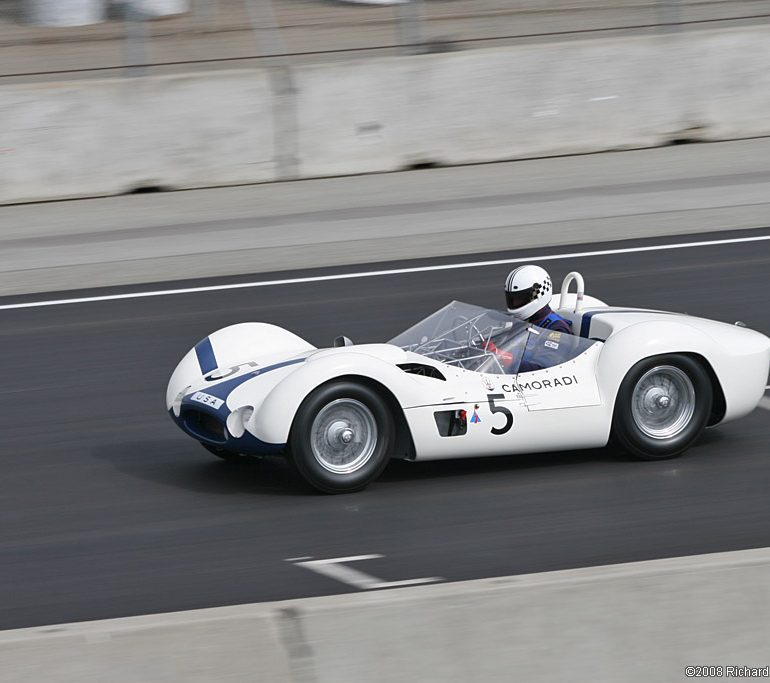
[167,273,770,493]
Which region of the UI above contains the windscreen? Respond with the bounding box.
[389,301,530,374]
[390,301,599,375]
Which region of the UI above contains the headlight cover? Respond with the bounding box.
[172,386,191,417]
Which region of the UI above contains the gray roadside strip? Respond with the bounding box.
[3,546,770,683]
[0,233,767,311]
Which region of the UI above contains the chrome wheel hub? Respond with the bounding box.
[311,399,377,474]
[631,365,695,439]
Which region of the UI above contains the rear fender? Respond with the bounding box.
[597,320,723,412]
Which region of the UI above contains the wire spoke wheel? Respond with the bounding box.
[613,354,712,461]
[290,381,397,492]
[310,398,378,475]
[631,365,696,439]
[288,379,396,493]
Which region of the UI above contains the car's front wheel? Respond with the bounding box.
[288,381,394,493]
[612,354,713,460]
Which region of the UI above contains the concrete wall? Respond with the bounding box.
[0,71,276,201]
[295,27,770,176]
[2,26,770,203]
[295,39,676,175]
[2,548,770,682]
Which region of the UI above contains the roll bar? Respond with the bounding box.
[558,271,585,313]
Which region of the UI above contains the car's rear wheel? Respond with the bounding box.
[612,354,712,460]
[288,381,394,493]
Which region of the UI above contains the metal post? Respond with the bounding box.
[243,0,287,58]
[25,0,105,26]
[193,0,218,19]
[397,0,424,54]
[658,0,682,33]
[122,2,150,76]
[242,0,298,180]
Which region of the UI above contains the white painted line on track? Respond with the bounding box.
[288,554,443,591]
[1,233,768,311]
[759,397,770,411]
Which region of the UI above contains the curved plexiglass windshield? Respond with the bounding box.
[389,301,596,375]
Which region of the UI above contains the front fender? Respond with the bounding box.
[251,350,447,445]
[166,322,314,412]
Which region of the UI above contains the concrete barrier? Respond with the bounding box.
[2,547,770,682]
[294,27,770,176]
[2,26,770,204]
[0,71,276,202]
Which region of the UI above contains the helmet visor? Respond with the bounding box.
[506,287,535,311]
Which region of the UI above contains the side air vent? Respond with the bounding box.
[397,363,446,381]
[434,409,467,437]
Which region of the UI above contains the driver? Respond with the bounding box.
[505,265,571,334]
[481,265,573,372]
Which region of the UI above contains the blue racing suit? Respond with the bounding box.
[519,306,573,372]
[482,305,574,374]
[528,306,572,335]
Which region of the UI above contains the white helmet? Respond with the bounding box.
[505,265,553,319]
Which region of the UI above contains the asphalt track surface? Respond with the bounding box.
[1,228,769,630]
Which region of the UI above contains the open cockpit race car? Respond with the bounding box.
[167,273,770,493]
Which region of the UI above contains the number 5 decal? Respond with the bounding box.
[205,361,259,382]
[487,394,513,435]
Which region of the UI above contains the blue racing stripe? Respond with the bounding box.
[194,337,218,375]
[579,310,602,338]
[203,357,306,403]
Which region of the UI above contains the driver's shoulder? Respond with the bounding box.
[541,313,572,335]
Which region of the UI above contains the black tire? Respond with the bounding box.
[288,381,395,494]
[612,354,712,461]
